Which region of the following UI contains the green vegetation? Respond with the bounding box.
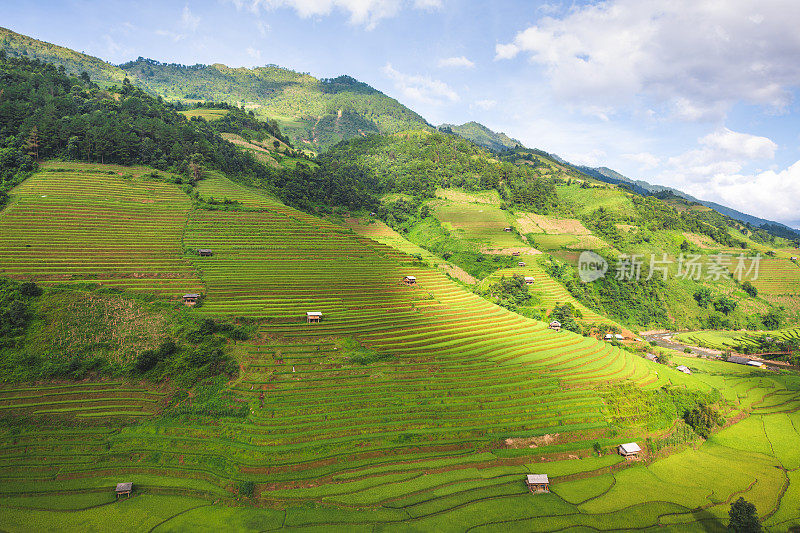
[729,497,762,532]
[439,121,523,152]
[1,30,800,532]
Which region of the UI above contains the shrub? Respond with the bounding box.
[741,281,758,298]
[684,403,722,438]
[239,480,255,498]
[19,282,42,297]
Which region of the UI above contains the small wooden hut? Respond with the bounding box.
[115,482,133,498]
[525,474,550,493]
[518,261,526,267]
[198,249,213,257]
[503,227,513,232]
[403,275,417,286]
[306,311,322,324]
[676,365,692,374]
[511,251,521,257]
[618,442,641,458]
[182,293,200,306]
[548,320,561,332]
[524,276,535,285]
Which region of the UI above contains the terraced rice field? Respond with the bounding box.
[676,327,800,351]
[0,162,203,296]
[2,166,800,530]
[178,109,229,121]
[487,262,623,330]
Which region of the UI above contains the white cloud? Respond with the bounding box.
[681,161,800,226]
[471,99,496,110]
[651,127,797,222]
[155,29,186,42]
[255,20,271,36]
[225,0,439,29]
[700,128,777,160]
[495,0,800,121]
[664,128,776,182]
[438,56,474,68]
[181,4,201,31]
[382,63,459,105]
[246,47,262,61]
[622,152,660,170]
[155,5,200,42]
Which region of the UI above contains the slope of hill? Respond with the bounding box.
[119,58,433,150]
[0,27,433,151]
[439,121,523,152]
[1,166,799,530]
[0,26,125,85]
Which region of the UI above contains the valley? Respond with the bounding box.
[1,25,800,532]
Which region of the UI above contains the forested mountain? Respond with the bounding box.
[0,27,432,151]
[439,121,523,152]
[0,53,377,211]
[322,130,556,211]
[0,26,125,85]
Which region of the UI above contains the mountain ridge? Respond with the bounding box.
[438,121,523,152]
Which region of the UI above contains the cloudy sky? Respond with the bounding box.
[5,0,800,226]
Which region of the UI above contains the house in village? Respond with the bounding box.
[182,293,200,306]
[524,276,535,285]
[676,365,692,374]
[198,249,213,257]
[306,311,322,324]
[403,275,417,286]
[645,353,658,362]
[618,442,641,459]
[525,474,550,493]
[549,320,561,332]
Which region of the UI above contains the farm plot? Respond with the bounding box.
[178,108,229,121]
[0,163,203,297]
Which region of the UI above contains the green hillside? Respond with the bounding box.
[320,132,800,330]
[0,26,126,85]
[1,165,799,531]
[1,31,800,532]
[439,121,523,152]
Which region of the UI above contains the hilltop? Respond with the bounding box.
[0,27,432,151]
[439,121,523,152]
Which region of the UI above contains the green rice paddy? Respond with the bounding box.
[0,165,798,531]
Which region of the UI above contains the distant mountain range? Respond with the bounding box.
[574,166,800,238]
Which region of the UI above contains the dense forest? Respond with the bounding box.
[321,130,558,212]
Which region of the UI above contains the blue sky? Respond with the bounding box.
[5,0,800,226]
